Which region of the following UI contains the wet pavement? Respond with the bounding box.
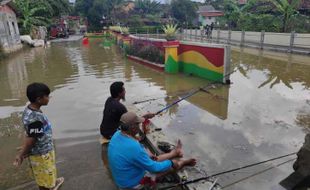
[0,39,309,190]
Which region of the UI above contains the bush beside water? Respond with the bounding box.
[126,41,164,64]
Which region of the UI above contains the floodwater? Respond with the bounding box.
[0,39,309,190]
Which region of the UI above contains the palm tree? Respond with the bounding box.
[46,0,71,17]
[223,0,243,28]
[107,0,125,24]
[134,0,161,18]
[268,0,301,32]
[14,0,53,34]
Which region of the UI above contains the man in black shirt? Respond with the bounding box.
[100,81,155,139]
[280,134,310,190]
[100,82,155,167]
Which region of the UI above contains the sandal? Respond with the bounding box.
[52,177,64,190]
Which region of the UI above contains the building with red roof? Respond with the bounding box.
[198,5,224,27]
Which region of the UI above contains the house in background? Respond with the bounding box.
[300,0,310,12]
[238,0,247,5]
[68,0,76,6]
[0,0,22,53]
[197,5,224,27]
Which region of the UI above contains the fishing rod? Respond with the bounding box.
[155,69,237,115]
[133,97,166,105]
[160,152,297,190]
[222,157,296,189]
[133,86,227,105]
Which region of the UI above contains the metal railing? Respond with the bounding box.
[131,29,310,54]
[182,29,310,54]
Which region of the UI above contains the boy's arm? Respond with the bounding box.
[14,120,44,166]
[14,136,36,166]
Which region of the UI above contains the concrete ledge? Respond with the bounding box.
[129,35,166,42]
[127,55,164,72]
[50,35,83,43]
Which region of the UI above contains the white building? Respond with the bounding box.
[0,0,22,53]
[68,0,76,5]
[197,5,223,26]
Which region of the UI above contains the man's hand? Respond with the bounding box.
[13,136,35,167]
[143,113,155,119]
[13,155,24,167]
[142,124,151,134]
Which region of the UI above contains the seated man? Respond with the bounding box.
[108,112,196,190]
[280,133,310,190]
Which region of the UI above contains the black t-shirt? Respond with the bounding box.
[100,97,127,139]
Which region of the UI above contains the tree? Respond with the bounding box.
[14,0,71,34]
[74,0,125,29]
[46,0,71,17]
[222,0,242,28]
[170,0,197,27]
[204,0,225,10]
[14,0,53,34]
[134,0,161,17]
[268,0,301,32]
[107,0,125,24]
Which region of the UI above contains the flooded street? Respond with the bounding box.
[0,39,309,190]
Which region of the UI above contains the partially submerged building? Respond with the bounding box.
[0,0,22,53]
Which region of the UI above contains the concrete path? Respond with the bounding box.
[7,135,118,190]
[50,35,83,43]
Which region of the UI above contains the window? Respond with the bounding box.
[12,22,16,35]
[7,22,11,36]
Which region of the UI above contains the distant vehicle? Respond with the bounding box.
[49,25,69,39]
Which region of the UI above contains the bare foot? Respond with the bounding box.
[178,158,197,169]
[174,139,183,158]
[16,146,22,151]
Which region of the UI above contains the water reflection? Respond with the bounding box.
[235,48,310,90]
[0,46,77,107]
[0,40,309,190]
[158,48,309,190]
[0,112,32,189]
[280,133,310,190]
[128,60,230,120]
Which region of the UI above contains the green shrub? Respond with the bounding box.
[129,26,163,34]
[290,14,310,33]
[127,41,164,64]
[238,13,282,32]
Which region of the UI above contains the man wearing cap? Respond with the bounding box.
[100,82,155,166]
[108,112,197,190]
